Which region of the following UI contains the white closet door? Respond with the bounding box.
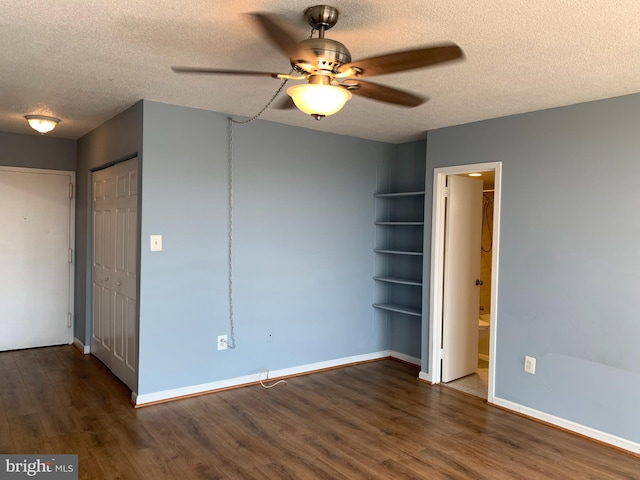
[0,168,74,351]
[91,158,138,391]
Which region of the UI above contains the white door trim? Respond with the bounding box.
[424,162,502,403]
[0,166,76,347]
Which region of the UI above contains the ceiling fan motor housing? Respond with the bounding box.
[294,38,351,73]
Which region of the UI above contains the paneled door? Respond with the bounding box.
[441,175,483,382]
[91,158,138,391]
[0,167,74,351]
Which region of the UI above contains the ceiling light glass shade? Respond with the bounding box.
[25,115,60,134]
[287,84,352,117]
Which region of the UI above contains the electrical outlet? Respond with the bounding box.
[524,355,536,374]
[266,329,273,342]
[218,335,228,351]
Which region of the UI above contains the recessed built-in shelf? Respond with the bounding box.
[373,303,422,317]
[373,188,425,321]
[374,249,423,256]
[375,221,424,226]
[374,191,425,198]
[374,276,422,286]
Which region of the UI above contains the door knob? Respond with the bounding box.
[476,279,484,286]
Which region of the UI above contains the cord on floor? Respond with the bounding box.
[259,369,287,389]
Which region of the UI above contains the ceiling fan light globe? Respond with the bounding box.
[286,84,352,117]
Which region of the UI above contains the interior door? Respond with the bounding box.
[442,175,483,382]
[91,158,138,390]
[0,167,74,351]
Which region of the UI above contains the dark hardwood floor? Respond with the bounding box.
[1,346,638,479]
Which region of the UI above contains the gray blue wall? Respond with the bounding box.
[75,102,143,344]
[137,101,397,394]
[73,100,424,396]
[0,131,76,171]
[424,93,640,443]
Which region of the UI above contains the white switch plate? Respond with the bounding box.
[524,355,536,374]
[150,235,162,252]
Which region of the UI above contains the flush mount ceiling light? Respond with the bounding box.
[25,115,60,134]
[468,173,482,177]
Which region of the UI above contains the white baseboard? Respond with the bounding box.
[133,350,392,406]
[389,351,420,366]
[73,337,90,354]
[492,397,640,455]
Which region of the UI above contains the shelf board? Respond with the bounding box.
[374,191,425,198]
[374,276,422,286]
[375,221,424,226]
[373,303,422,317]
[374,249,423,256]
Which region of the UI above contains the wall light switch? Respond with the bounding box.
[150,235,162,252]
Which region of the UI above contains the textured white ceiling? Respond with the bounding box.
[2,0,640,143]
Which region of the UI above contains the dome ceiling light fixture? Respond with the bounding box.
[25,115,60,134]
[171,4,465,120]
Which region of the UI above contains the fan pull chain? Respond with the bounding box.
[230,27,315,126]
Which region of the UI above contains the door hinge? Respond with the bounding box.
[69,183,74,199]
[439,348,445,359]
[67,312,72,328]
[443,187,450,197]
[68,248,73,264]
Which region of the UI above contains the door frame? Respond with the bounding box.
[425,162,502,403]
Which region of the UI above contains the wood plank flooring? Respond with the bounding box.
[1,346,639,479]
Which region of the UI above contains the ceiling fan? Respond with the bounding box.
[172,5,464,120]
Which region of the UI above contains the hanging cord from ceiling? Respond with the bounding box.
[225,28,315,350]
[225,80,290,350]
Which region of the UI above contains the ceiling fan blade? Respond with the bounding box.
[338,43,463,78]
[171,66,286,78]
[249,13,314,64]
[345,80,426,107]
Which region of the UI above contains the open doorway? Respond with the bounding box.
[425,162,501,402]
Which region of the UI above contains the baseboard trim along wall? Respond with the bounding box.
[418,371,432,383]
[389,351,420,366]
[492,397,640,456]
[133,350,416,407]
[73,337,90,354]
